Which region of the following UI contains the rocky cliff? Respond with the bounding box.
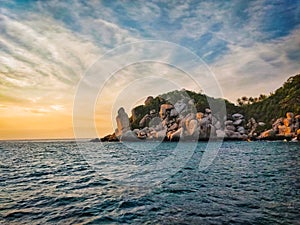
[98,74,300,142]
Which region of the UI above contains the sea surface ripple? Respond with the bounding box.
[0,141,299,224]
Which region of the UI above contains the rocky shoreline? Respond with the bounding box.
[92,94,300,143]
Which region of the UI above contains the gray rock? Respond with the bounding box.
[233,119,243,126]
[232,113,244,120]
[170,108,178,117]
[174,100,187,114]
[133,129,139,134]
[237,126,246,134]
[225,120,233,126]
[205,108,212,114]
[159,104,174,119]
[225,130,235,137]
[199,117,210,127]
[272,118,284,132]
[121,130,138,141]
[226,125,236,131]
[149,117,161,128]
[232,132,242,138]
[139,114,150,127]
[116,107,130,137]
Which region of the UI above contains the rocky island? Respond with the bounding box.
[94,74,300,142]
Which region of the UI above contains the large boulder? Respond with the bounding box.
[233,119,243,126]
[225,120,233,126]
[225,130,235,138]
[139,114,150,127]
[272,118,284,132]
[205,108,212,114]
[144,96,154,106]
[225,125,236,131]
[121,130,138,141]
[259,129,276,138]
[232,113,244,120]
[169,127,182,141]
[283,118,293,127]
[170,108,179,118]
[247,118,257,137]
[199,117,211,127]
[159,104,174,119]
[149,116,161,128]
[237,126,246,134]
[286,112,294,119]
[174,100,187,114]
[116,107,130,137]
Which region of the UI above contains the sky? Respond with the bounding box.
[0,0,300,140]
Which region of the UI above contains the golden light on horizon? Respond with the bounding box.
[0,106,73,140]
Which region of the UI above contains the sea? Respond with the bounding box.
[0,140,299,224]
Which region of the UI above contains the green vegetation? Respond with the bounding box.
[240,74,300,127]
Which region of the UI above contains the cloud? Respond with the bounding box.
[0,12,101,104]
[211,28,300,102]
[34,0,141,47]
[0,0,299,124]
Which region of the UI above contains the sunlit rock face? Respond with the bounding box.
[159,104,174,120]
[258,112,300,140]
[115,107,130,138]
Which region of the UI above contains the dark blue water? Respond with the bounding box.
[0,141,299,224]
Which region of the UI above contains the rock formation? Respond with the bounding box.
[115,107,137,141]
[223,113,247,139]
[258,112,300,140]
[98,92,300,142]
[110,96,250,142]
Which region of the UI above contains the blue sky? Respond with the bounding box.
[0,0,300,138]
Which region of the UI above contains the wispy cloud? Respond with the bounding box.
[0,12,101,105]
[0,0,299,134]
[212,28,300,101]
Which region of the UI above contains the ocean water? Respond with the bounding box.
[0,140,299,224]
